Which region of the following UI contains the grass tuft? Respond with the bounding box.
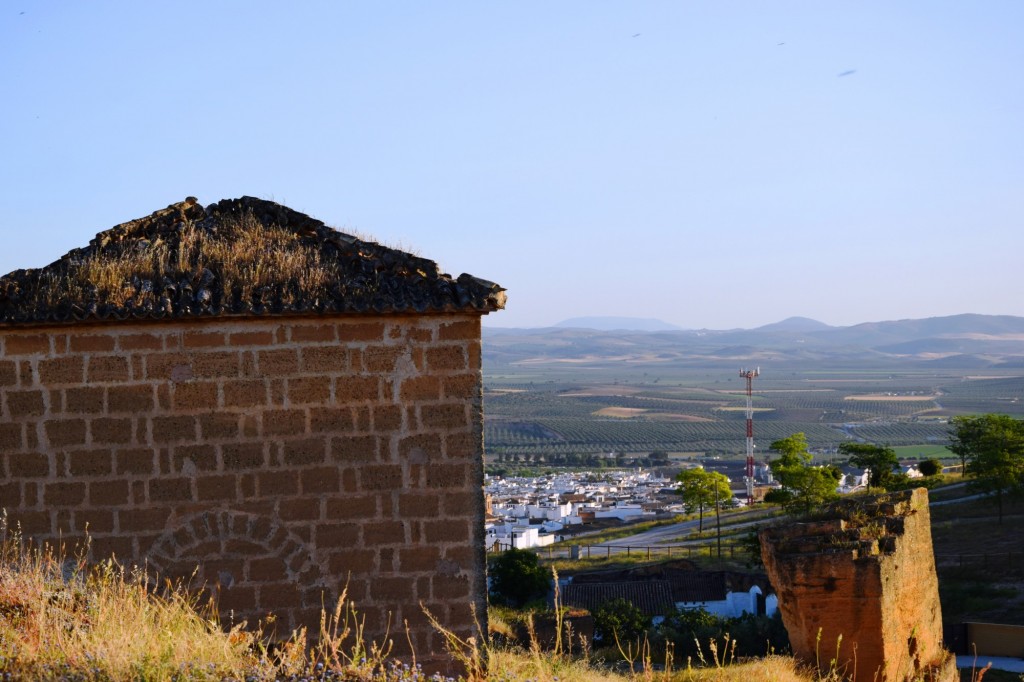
[0,520,261,681]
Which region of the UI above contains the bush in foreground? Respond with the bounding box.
[487,548,551,608]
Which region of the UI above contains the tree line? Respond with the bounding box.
[674,413,1024,522]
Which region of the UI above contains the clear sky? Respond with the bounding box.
[2,2,1021,330]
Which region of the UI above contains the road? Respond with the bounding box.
[589,508,775,548]
[519,508,778,561]
[517,483,981,561]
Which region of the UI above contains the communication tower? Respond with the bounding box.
[739,367,760,505]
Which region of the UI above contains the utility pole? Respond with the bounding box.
[740,368,760,506]
[715,482,722,560]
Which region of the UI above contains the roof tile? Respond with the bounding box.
[0,197,505,326]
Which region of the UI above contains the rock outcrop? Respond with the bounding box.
[760,488,957,682]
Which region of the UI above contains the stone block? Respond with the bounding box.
[89,479,130,505]
[86,356,130,382]
[261,409,306,437]
[7,390,45,417]
[0,423,25,451]
[118,333,164,351]
[399,376,439,401]
[5,334,51,355]
[65,387,105,414]
[39,356,85,384]
[107,385,154,413]
[45,419,87,447]
[222,443,266,470]
[0,360,16,387]
[426,346,466,372]
[760,489,954,682]
[115,448,156,475]
[172,382,219,411]
[44,481,87,507]
[325,494,377,520]
[337,321,384,342]
[68,449,114,477]
[223,379,267,408]
[183,331,225,348]
[289,324,337,343]
[287,376,331,405]
[199,412,241,440]
[438,319,478,341]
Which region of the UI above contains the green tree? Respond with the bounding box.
[675,467,732,532]
[762,488,793,506]
[949,414,1024,524]
[917,458,943,477]
[838,442,898,491]
[592,598,649,644]
[487,548,551,607]
[649,450,670,464]
[769,432,840,515]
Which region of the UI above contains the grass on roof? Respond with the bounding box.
[33,209,355,311]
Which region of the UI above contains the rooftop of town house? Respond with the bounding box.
[568,562,770,604]
[0,196,506,326]
[563,581,675,617]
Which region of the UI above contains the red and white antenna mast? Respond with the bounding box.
[739,367,760,505]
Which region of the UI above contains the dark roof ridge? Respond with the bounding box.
[0,196,505,325]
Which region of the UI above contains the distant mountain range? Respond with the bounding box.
[752,316,835,333]
[483,314,1024,370]
[553,316,684,332]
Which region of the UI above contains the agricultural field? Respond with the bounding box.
[482,364,1024,463]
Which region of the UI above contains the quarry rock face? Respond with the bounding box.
[760,488,957,682]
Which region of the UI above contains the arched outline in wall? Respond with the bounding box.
[144,509,327,610]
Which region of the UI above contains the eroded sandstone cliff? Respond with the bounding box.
[760,488,957,682]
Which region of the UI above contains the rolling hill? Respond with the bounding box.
[483,314,1024,371]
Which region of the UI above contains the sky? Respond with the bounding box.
[1,2,1022,330]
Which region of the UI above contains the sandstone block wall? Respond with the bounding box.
[0,314,486,667]
[760,489,956,682]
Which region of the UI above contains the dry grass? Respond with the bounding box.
[34,209,360,310]
[593,407,650,418]
[179,213,335,303]
[486,649,811,682]
[0,527,262,681]
[0,518,955,682]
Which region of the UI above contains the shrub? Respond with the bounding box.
[917,458,943,477]
[763,488,792,506]
[654,608,790,661]
[593,598,649,644]
[488,548,551,608]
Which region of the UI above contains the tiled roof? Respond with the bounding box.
[567,561,765,607]
[667,572,728,603]
[0,197,506,326]
[562,581,674,617]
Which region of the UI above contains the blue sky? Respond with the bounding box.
[2,2,1021,329]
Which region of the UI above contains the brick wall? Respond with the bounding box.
[0,313,487,667]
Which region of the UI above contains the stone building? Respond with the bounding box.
[0,197,505,669]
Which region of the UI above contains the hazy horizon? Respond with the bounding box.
[483,311,1024,332]
[2,3,1021,329]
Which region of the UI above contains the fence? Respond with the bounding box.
[487,541,746,562]
[935,552,1022,570]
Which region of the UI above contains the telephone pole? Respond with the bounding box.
[740,368,760,506]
